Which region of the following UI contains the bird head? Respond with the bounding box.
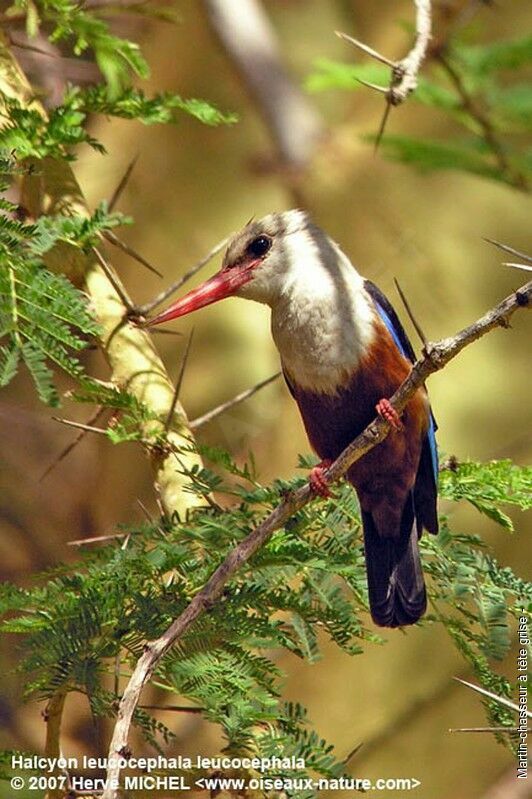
[146,210,315,326]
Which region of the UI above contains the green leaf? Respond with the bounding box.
[0,254,99,404]
[0,344,20,386]
[373,134,506,182]
[457,36,532,75]
[477,588,511,660]
[21,340,59,406]
[488,85,532,130]
[72,85,238,127]
[440,460,532,527]
[306,59,389,92]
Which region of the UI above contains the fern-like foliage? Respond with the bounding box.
[0,167,101,404]
[1,453,530,792]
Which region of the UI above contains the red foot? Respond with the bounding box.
[309,459,333,498]
[376,398,403,432]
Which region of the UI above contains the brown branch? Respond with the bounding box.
[101,230,163,278]
[101,280,531,799]
[436,54,529,191]
[202,0,324,169]
[43,690,67,799]
[40,406,106,481]
[449,726,530,733]
[189,371,282,429]
[139,234,230,316]
[0,36,204,518]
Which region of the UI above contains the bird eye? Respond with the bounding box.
[246,235,272,258]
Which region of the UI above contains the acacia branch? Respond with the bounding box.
[0,37,204,518]
[101,280,531,798]
[338,0,432,106]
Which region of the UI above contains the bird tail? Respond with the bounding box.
[361,497,426,628]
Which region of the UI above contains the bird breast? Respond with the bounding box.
[271,280,376,395]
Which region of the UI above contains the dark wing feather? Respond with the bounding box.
[364,279,417,363]
[364,279,439,533]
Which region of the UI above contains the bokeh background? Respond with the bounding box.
[1,1,531,798]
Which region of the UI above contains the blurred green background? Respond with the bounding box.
[1,1,530,798]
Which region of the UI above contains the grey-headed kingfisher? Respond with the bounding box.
[147,210,439,628]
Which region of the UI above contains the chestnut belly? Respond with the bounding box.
[290,370,427,499]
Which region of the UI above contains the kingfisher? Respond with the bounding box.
[147,210,438,628]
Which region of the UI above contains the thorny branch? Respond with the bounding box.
[337,0,432,105]
[337,0,432,147]
[101,280,531,799]
[0,40,205,516]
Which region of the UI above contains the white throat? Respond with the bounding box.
[269,226,376,394]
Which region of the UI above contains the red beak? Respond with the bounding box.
[146,261,258,327]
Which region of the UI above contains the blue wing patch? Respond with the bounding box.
[375,301,409,359]
[427,415,439,483]
[375,297,439,486]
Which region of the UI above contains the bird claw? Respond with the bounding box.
[376,398,403,431]
[309,459,334,498]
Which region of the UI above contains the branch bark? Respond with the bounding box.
[338,0,432,106]
[102,280,531,798]
[0,36,204,519]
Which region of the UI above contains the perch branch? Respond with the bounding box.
[101,279,531,798]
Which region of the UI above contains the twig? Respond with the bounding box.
[101,230,163,278]
[136,497,156,524]
[449,726,530,733]
[139,235,230,316]
[484,238,532,264]
[190,372,281,429]
[68,531,131,546]
[454,676,532,718]
[52,417,109,436]
[337,1,432,103]
[109,156,138,212]
[393,278,428,346]
[43,690,67,799]
[7,34,61,59]
[91,247,136,313]
[164,329,194,432]
[335,32,396,69]
[139,704,203,713]
[40,406,105,481]
[436,55,528,191]
[337,0,432,145]
[101,280,531,799]
[504,263,532,272]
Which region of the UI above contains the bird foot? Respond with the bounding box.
[309,459,333,498]
[376,398,403,431]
